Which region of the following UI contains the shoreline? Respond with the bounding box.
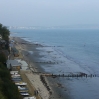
[11,37,62,99]
[9,29,99,99]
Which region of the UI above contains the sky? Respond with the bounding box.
[0,0,99,27]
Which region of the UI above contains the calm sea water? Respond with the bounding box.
[10,28,99,99]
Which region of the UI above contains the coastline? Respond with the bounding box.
[9,29,99,99]
[11,37,63,99]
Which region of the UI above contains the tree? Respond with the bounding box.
[0,23,10,42]
[0,52,7,63]
[0,92,7,99]
[0,63,22,99]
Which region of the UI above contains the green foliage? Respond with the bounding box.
[0,23,22,99]
[0,63,22,99]
[0,52,7,63]
[0,23,10,42]
[0,92,7,99]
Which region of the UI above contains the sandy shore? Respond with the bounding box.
[25,72,49,99]
[11,37,58,99]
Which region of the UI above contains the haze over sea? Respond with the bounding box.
[10,28,99,99]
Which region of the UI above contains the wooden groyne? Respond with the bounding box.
[34,61,63,64]
[40,75,52,95]
[31,71,98,78]
[41,73,98,78]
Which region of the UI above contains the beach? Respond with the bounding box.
[11,37,62,99]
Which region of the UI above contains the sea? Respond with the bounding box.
[10,28,99,99]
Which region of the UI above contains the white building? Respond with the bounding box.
[16,59,29,70]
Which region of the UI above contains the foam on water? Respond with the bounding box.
[28,51,33,54]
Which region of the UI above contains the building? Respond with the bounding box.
[6,60,21,70]
[17,60,29,70]
[20,60,28,70]
[23,96,36,99]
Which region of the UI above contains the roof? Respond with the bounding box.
[10,71,18,73]
[7,60,20,66]
[13,59,29,70]
[23,97,36,99]
[19,60,28,70]
[20,61,28,67]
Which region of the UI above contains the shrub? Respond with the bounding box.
[0,52,7,63]
[0,63,22,99]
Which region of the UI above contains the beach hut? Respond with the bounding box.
[12,79,22,83]
[19,90,28,92]
[11,74,21,78]
[10,71,18,74]
[6,60,21,70]
[11,75,21,78]
[15,82,27,86]
[18,86,28,90]
[20,92,29,96]
[23,96,36,99]
[12,78,22,81]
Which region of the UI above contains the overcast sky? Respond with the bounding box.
[0,0,99,27]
